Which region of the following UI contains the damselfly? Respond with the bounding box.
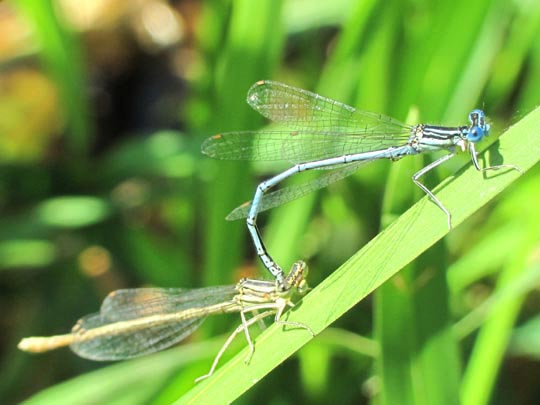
[18,261,313,381]
[202,80,521,284]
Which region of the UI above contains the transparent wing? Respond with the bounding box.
[226,161,365,220]
[202,129,411,163]
[247,80,409,133]
[70,286,237,360]
[99,287,237,320]
[201,81,411,163]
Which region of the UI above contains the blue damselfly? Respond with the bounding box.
[203,80,521,284]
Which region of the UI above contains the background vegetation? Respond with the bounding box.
[1,0,539,403]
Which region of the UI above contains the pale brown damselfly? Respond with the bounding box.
[18,261,313,381]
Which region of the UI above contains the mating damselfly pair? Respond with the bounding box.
[18,80,520,382]
[18,261,312,381]
[203,80,521,285]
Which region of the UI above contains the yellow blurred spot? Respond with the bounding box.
[78,246,111,277]
[235,264,258,281]
[0,69,62,164]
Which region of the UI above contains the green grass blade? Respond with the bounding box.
[202,0,285,286]
[177,105,540,403]
[374,253,461,405]
[16,1,93,156]
[375,140,461,404]
[458,172,540,404]
[461,242,538,405]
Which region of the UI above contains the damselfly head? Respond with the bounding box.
[467,109,490,143]
[286,261,308,284]
[279,260,310,296]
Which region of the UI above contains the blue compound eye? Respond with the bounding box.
[467,126,485,142]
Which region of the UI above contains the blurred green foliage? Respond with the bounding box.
[1,0,539,404]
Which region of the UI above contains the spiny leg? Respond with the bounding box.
[468,142,523,174]
[195,310,275,383]
[273,302,315,336]
[274,319,315,336]
[412,152,456,229]
[240,310,255,362]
